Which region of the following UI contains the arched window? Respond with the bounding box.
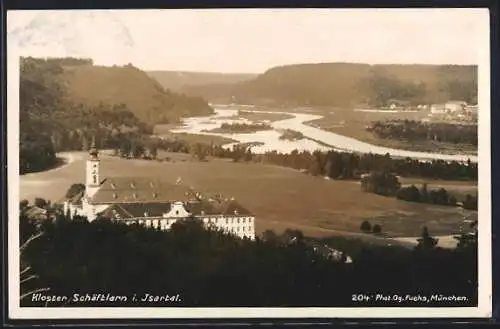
[93,175,97,184]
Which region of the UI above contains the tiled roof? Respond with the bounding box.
[98,199,253,219]
[89,177,196,204]
[217,199,253,216]
[100,202,173,219]
[184,200,220,215]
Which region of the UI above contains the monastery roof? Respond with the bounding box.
[184,200,221,215]
[98,199,253,220]
[89,177,197,204]
[100,203,172,219]
[217,199,253,216]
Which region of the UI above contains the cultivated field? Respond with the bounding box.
[20,152,476,240]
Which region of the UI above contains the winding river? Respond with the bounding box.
[170,105,478,163]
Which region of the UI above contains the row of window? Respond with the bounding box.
[203,217,253,224]
[224,226,253,233]
[124,219,177,228]
[125,219,253,233]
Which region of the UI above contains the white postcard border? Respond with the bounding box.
[7,8,492,320]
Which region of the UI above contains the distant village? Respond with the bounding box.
[383,100,478,122]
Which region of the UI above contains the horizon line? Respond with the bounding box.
[20,56,479,74]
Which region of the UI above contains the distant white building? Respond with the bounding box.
[430,104,447,114]
[445,101,467,113]
[63,140,256,240]
[466,104,479,113]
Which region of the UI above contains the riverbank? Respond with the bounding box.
[170,105,478,163]
[306,112,478,157]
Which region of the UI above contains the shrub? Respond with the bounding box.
[360,221,372,233]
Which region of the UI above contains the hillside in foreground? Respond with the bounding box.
[180,63,477,107]
[147,70,256,93]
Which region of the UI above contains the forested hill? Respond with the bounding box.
[19,57,212,174]
[181,63,477,107]
[62,64,213,124]
[147,70,256,93]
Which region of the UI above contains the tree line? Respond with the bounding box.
[20,212,477,307]
[361,172,478,210]
[397,184,478,210]
[111,133,477,182]
[181,63,477,107]
[208,122,272,133]
[368,120,478,146]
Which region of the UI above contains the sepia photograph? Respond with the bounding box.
[7,8,491,319]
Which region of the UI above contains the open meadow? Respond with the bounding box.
[20,151,476,241]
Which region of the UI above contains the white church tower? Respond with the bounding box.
[85,136,101,198]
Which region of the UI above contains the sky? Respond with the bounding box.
[7,8,489,73]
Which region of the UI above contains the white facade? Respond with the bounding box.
[63,144,256,240]
[444,101,467,113]
[430,104,447,114]
[118,213,256,240]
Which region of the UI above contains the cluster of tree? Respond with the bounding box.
[20,133,58,174]
[361,173,478,210]
[279,129,304,141]
[178,63,477,107]
[368,120,478,146]
[208,122,272,133]
[20,214,477,307]
[255,150,477,181]
[463,194,479,210]
[116,136,160,160]
[367,71,427,107]
[361,171,402,196]
[396,184,457,206]
[113,132,477,182]
[43,57,94,66]
[359,221,383,234]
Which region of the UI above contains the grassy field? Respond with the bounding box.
[305,109,478,155]
[20,152,476,239]
[153,126,236,146]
